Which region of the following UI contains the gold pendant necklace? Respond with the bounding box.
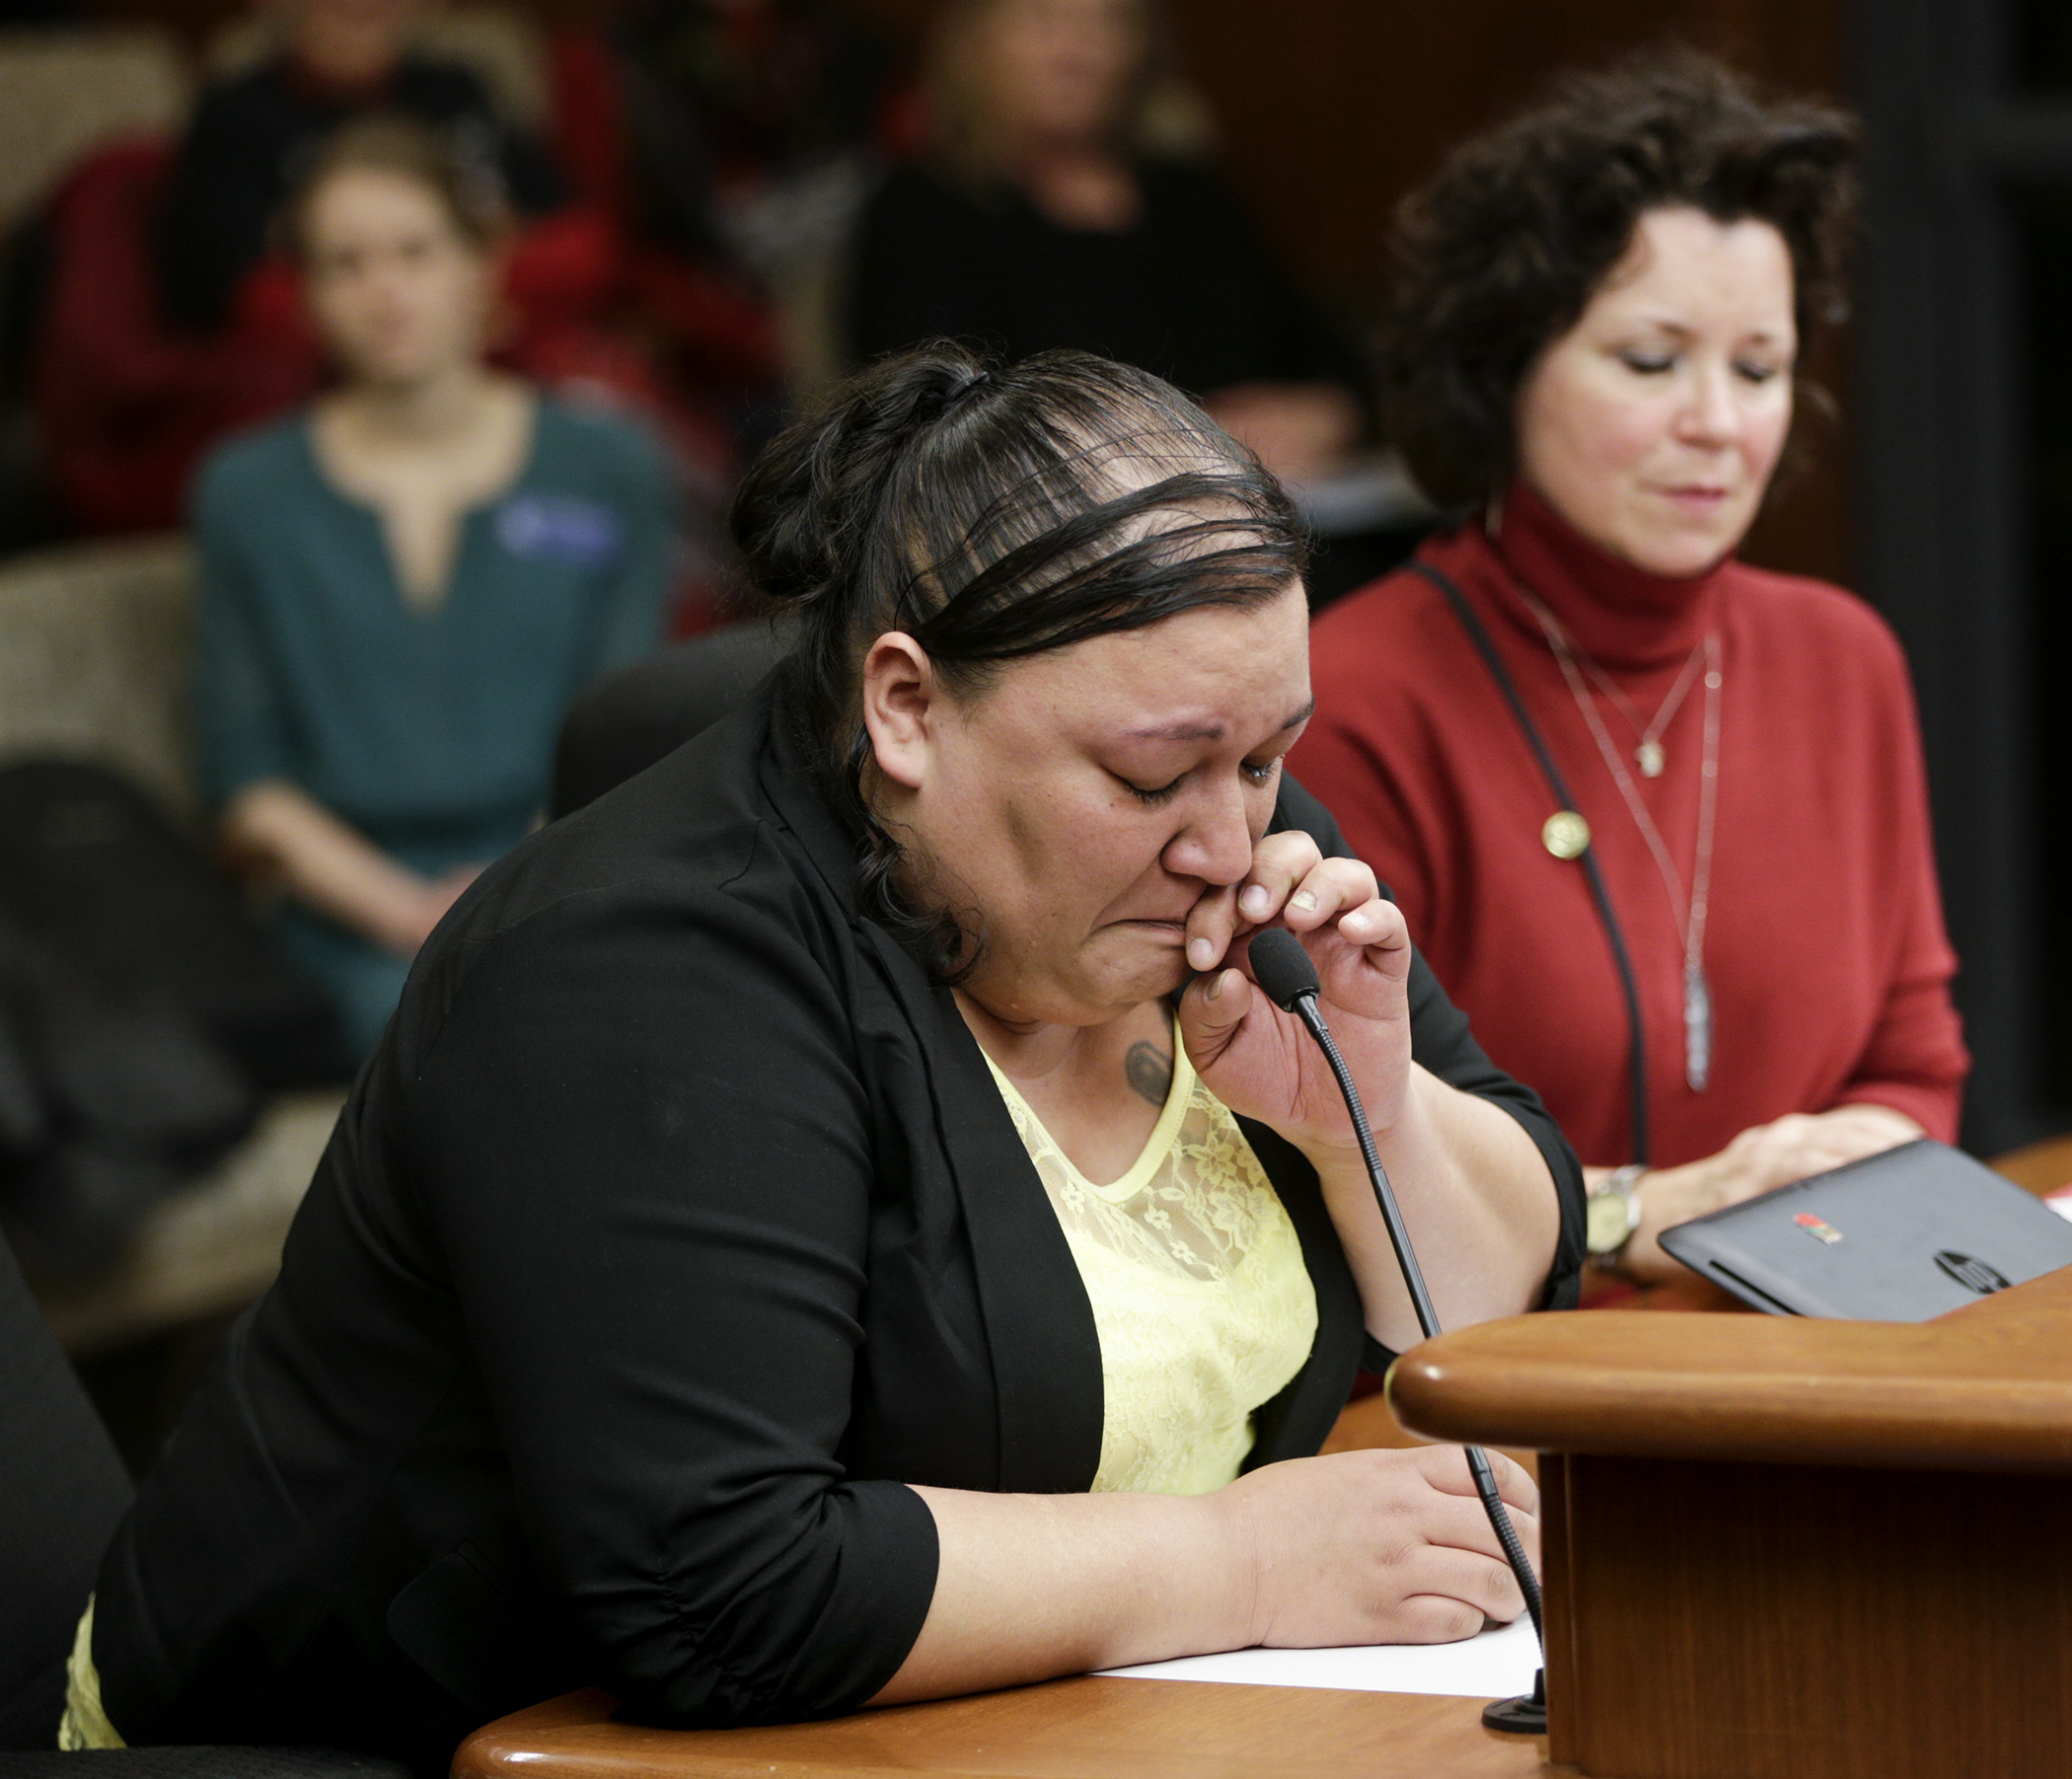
[1573,634,1707,779]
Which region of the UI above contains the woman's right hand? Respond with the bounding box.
[1215,1445,1537,1648]
[222,779,481,961]
[883,1444,1536,1705]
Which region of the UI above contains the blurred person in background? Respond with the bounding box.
[156,0,564,337]
[1291,53,1967,1303]
[846,0,1367,489]
[196,117,671,1060]
[591,0,904,414]
[35,0,758,549]
[34,0,585,538]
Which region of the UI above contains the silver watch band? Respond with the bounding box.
[1588,1163,1646,1268]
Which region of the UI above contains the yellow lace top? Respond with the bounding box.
[983,1022,1318,1496]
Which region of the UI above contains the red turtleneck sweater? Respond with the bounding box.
[1291,482,1967,1169]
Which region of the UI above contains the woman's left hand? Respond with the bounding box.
[1178,831,1412,1162]
[1611,1104,1924,1286]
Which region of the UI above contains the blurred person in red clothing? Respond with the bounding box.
[37,0,579,537]
[1290,52,1968,1302]
[543,0,907,430]
[155,0,567,340]
[600,0,900,305]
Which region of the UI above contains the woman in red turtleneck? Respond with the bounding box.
[1292,53,1967,1295]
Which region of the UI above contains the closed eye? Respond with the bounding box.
[1119,772,1185,805]
[1121,757,1282,804]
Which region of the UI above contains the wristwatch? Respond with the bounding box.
[1586,1164,1645,1269]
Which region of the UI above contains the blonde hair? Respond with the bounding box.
[924,0,1215,186]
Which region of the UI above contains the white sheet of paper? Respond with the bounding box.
[1098,1616,1541,1699]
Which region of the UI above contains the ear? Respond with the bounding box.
[859,631,939,792]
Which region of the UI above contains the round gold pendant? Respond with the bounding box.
[1542,810,1591,859]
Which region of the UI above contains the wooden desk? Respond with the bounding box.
[455,1680,1552,1778]
[1393,1264,2072,1779]
[459,1266,2072,1779]
[1989,1132,2072,1197]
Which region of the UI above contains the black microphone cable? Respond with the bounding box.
[1243,927,1547,1736]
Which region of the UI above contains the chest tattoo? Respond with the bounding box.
[1125,1040,1174,1108]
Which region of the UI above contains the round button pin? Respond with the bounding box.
[1541,810,1591,859]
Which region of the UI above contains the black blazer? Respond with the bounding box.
[93,684,1584,1763]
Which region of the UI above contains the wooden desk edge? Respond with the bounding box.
[1389,1269,2072,1472]
[453,1682,1558,1779]
[1388,1362,2072,1472]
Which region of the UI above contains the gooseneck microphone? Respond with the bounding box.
[1244,927,1547,1737]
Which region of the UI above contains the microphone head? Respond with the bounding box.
[1247,927,1320,1011]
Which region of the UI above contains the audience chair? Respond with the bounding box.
[0,25,185,240]
[0,1231,129,1749]
[0,1755,407,1779]
[550,617,795,818]
[0,1234,407,1777]
[0,540,345,1357]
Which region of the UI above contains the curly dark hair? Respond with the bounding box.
[1382,48,1859,509]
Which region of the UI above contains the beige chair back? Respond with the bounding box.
[0,26,188,234]
[0,537,198,819]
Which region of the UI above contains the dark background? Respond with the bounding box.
[54,0,2072,1153]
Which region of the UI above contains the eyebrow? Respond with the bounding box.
[1127,698,1315,744]
[1623,319,1793,344]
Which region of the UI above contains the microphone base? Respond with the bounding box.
[1480,1670,1547,1737]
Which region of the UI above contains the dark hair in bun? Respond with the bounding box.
[731,342,1306,977]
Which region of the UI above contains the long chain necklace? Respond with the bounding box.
[1511,583,1722,1092]
[1571,637,1707,779]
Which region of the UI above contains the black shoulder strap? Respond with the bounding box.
[1407,560,1652,1166]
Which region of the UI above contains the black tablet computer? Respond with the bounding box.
[1658,1138,2072,1320]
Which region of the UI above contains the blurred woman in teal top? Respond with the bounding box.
[195,116,671,1058]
